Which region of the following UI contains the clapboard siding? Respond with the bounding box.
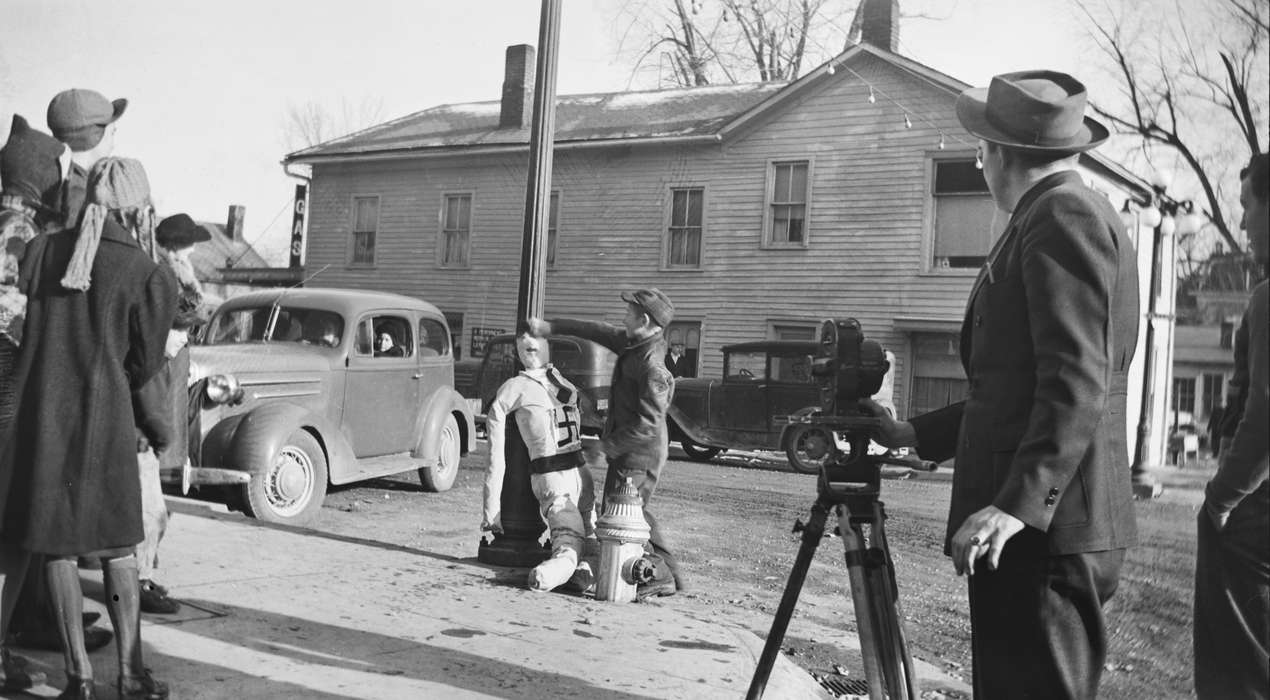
[302,52,1140,413]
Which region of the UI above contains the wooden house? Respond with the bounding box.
[284,19,1165,459]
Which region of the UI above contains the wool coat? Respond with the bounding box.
[0,215,176,555]
[909,170,1141,556]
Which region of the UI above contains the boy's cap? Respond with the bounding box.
[620,288,674,327]
[47,89,127,150]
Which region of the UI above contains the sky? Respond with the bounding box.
[0,0,1212,264]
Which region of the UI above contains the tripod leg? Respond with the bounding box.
[746,499,831,700]
[840,500,920,700]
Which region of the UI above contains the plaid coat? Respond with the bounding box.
[0,216,176,554]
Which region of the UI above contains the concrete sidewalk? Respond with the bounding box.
[6,497,830,699]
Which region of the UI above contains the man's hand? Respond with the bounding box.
[857,399,917,448]
[164,328,190,359]
[1202,500,1229,532]
[525,317,551,337]
[481,514,503,534]
[950,505,1025,576]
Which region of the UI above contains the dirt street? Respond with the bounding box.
[299,440,1203,700]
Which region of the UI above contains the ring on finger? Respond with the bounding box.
[969,535,982,546]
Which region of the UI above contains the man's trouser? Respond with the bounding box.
[1194,492,1270,700]
[967,528,1124,700]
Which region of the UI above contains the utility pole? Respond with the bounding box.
[477,0,563,566]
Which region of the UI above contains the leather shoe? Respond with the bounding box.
[57,677,96,700]
[140,580,181,615]
[118,669,169,700]
[8,624,113,653]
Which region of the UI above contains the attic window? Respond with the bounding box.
[930,157,1001,270]
[764,160,810,248]
[349,196,378,266]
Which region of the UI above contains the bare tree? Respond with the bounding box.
[613,0,859,86]
[280,96,386,153]
[1078,0,1268,254]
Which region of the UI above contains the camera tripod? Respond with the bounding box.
[748,418,931,700]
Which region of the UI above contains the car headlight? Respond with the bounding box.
[206,374,244,405]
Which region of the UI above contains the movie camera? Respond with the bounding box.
[748,318,933,700]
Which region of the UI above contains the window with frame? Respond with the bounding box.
[1201,372,1224,416]
[931,158,1000,269]
[666,187,703,267]
[440,193,472,267]
[350,196,378,265]
[770,323,817,341]
[766,161,809,245]
[547,191,560,267]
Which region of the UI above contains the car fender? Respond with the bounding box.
[412,387,476,464]
[778,405,823,448]
[667,404,720,448]
[202,402,356,479]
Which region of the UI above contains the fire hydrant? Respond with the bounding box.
[594,477,656,602]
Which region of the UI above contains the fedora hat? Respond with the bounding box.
[956,70,1108,153]
[156,213,212,250]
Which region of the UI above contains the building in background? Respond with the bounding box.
[284,13,1167,463]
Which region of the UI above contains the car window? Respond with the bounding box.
[204,304,345,347]
[355,315,413,358]
[770,353,815,384]
[726,351,766,381]
[549,339,583,370]
[418,318,449,357]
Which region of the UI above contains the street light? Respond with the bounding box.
[1124,176,1203,499]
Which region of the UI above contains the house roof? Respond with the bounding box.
[284,43,1149,199]
[287,82,785,160]
[190,221,268,281]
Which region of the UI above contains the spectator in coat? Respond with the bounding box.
[664,341,691,378]
[1193,151,1269,700]
[0,113,65,693]
[130,213,212,615]
[7,88,127,656]
[530,287,683,598]
[864,71,1140,698]
[0,156,176,700]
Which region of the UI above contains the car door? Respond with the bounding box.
[414,314,452,411]
[343,311,421,456]
[716,349,769,442]
[766,349,819,443]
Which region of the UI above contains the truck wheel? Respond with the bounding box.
[680,440,722,462]
[242,429,327,526]
[419,414,460,492]
[786,424,832,474]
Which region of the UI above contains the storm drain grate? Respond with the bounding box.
[816,674,871,698]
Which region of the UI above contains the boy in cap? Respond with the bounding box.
[483,330,595,592]
[865,70,1140,698]
[130,213,212,615]
[46,88,127,229]
[529,288,683,598]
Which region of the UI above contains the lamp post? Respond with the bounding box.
[1121,172,1202,499]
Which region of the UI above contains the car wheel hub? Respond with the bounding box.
[271,446,313,511]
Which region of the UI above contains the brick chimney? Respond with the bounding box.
[226,204,245,243]
[499,44,535,129]
[849,0,901,52]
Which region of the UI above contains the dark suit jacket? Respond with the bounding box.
[911,171,1140,556]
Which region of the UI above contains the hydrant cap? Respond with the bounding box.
[596,478,650,542]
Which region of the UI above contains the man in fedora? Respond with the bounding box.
[865,71,1140,698]
[46,88,127,229]
[529,288,683,598]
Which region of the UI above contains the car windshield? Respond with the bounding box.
[204,304,346,348]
